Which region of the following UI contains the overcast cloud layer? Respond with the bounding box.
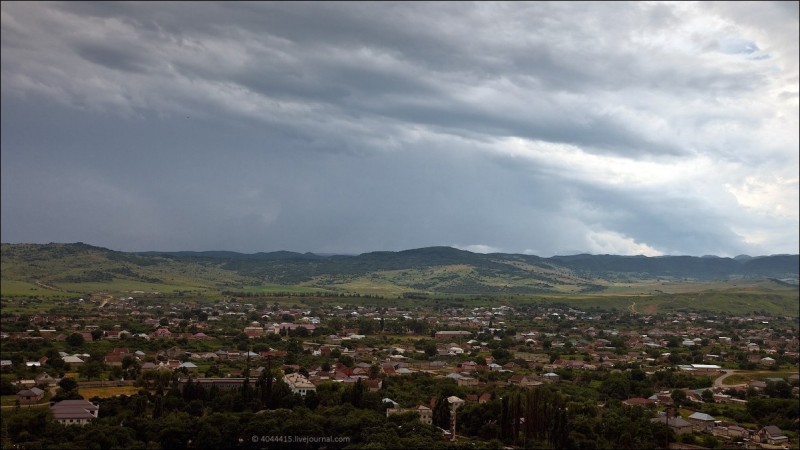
[2,2,798,257]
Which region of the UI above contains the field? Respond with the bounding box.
[78,386,141,398]
[0,280,75,298]
[722,370,800,386]
[237,284,332,295]
[521,280,800,316]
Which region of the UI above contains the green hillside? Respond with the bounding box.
[1,243,798,316]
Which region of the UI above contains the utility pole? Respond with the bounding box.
[665,407,672,450]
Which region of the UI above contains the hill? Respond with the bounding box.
[1,243,798,299]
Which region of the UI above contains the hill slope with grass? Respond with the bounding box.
[1,243,797,298]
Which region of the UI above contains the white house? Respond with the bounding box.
[51,400,99,426]
[283,373,316,396]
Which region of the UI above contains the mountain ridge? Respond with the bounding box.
[2,242,798,297]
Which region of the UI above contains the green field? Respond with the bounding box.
[723,370,800,385]
[238,284,332,294]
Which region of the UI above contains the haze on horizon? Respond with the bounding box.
[2,2,798,258]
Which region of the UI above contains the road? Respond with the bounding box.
[98,294,113,308]
[714,369,747,388]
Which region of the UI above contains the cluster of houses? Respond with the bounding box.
[649,412,790,447]
[2,297,798,445]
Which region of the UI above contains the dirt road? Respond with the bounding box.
[714,370,746,388]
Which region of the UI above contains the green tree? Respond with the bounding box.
[57,377,78,392]
[434,399,451,433]
[339,355,354,368]
[66,332,85,347]
[90,329,103,341]
[369,364,380,380]
[671,389,687,408]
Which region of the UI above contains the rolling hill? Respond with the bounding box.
[1,242,797,298]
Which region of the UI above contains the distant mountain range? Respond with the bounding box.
[1,242,798,296]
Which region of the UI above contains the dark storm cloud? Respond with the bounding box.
[17,1,702,156]
[1,2,797,256]
[76,42,153,74]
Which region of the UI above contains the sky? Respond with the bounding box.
[2,2,798,257]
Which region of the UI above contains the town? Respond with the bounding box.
[1,291,798,449]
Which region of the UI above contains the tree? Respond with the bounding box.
[1,377,19,395]
[432,395,451,430]
[701,389,714,403]
[79,361,103,381]
[206,365,221,377]
[600,373,631,400]
[423,340,438,357]
[57,377,78,393]
[294,326,310,337]
[671,389,687,408]
[339,355,354,368]
[152,395,164,419]
[91,329,103,341]
[369,364,380,380]
[351,378,364,408]
[764,381,792,399]
[66,332,85,348]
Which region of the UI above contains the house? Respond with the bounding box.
[650,415,693,435]
[51,400,99,426]
[508,374,543,388]
[623,397,656,408]
[35,372,57,386]
[177,377,257,392]
[456,375,478,387]
[163,360,181,370]
[434,331,471,341]
[364,379,382,392]
[386,404,433,425]
[151,328,172,339]
[756,426,788,445]
[541,372,560,383]
[17,387,45,404]
[688,412,716,432]
[177,362,198,372]
[105,330,131,340]
[283,373,316,396]
[648,391,674,405]
[163,346,184,359]
[104,354,123,367]
[724,425,750,439]
[62,355,84,366]
[414,405,433,424]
